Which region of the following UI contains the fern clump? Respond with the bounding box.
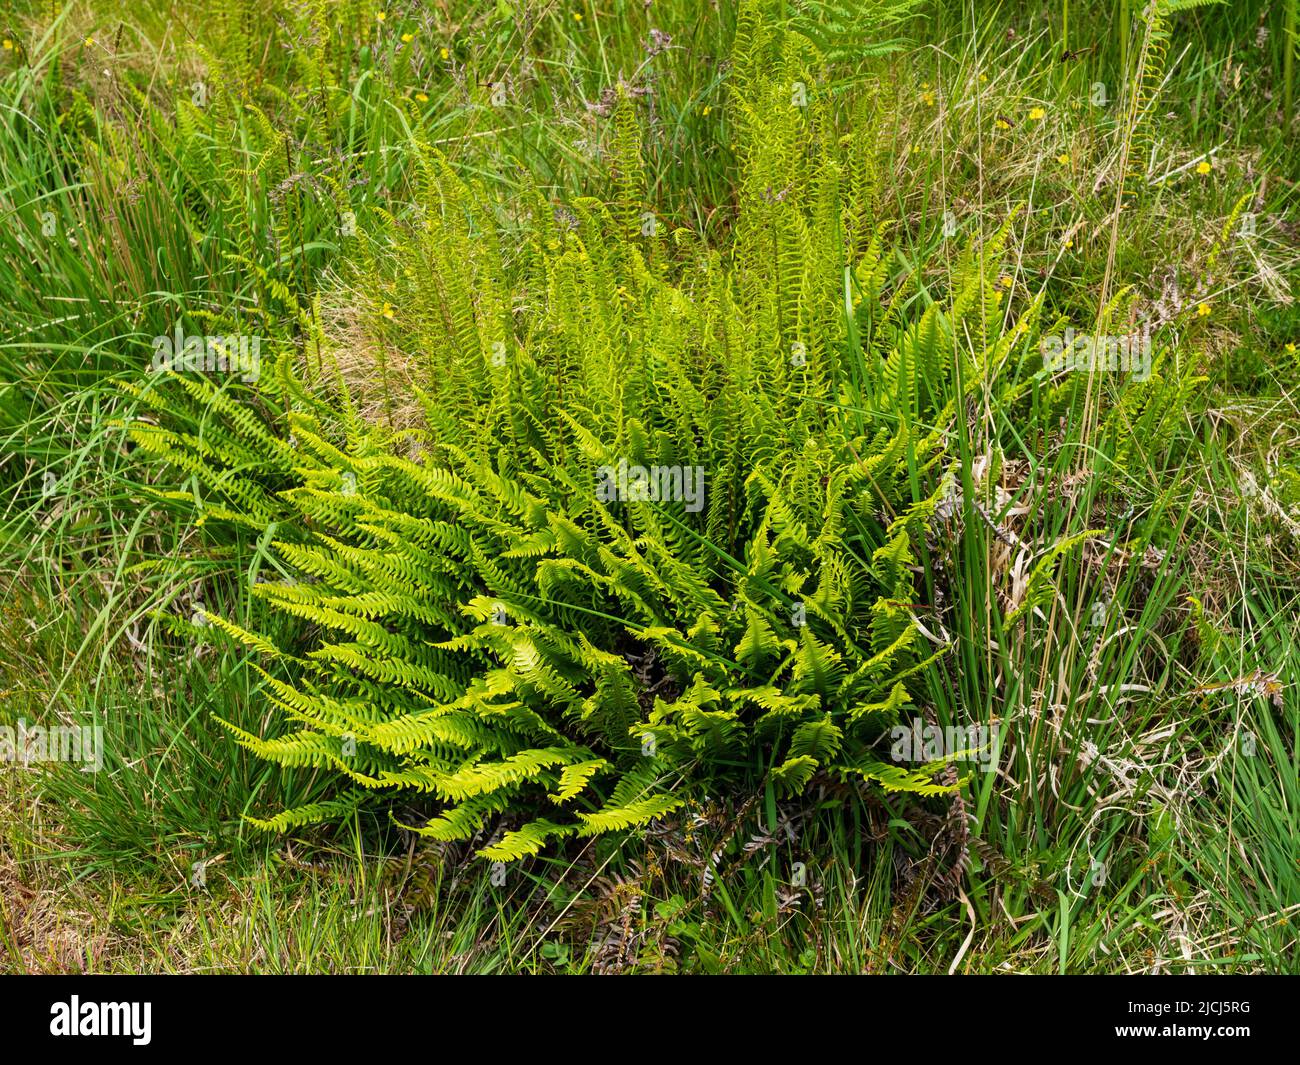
[123,5,1042,860]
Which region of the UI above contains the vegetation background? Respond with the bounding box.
[1,0,1297,973]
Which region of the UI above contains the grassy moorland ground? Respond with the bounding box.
[1,0,1297,973]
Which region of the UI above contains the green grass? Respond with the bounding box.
[2,0,1297,974]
